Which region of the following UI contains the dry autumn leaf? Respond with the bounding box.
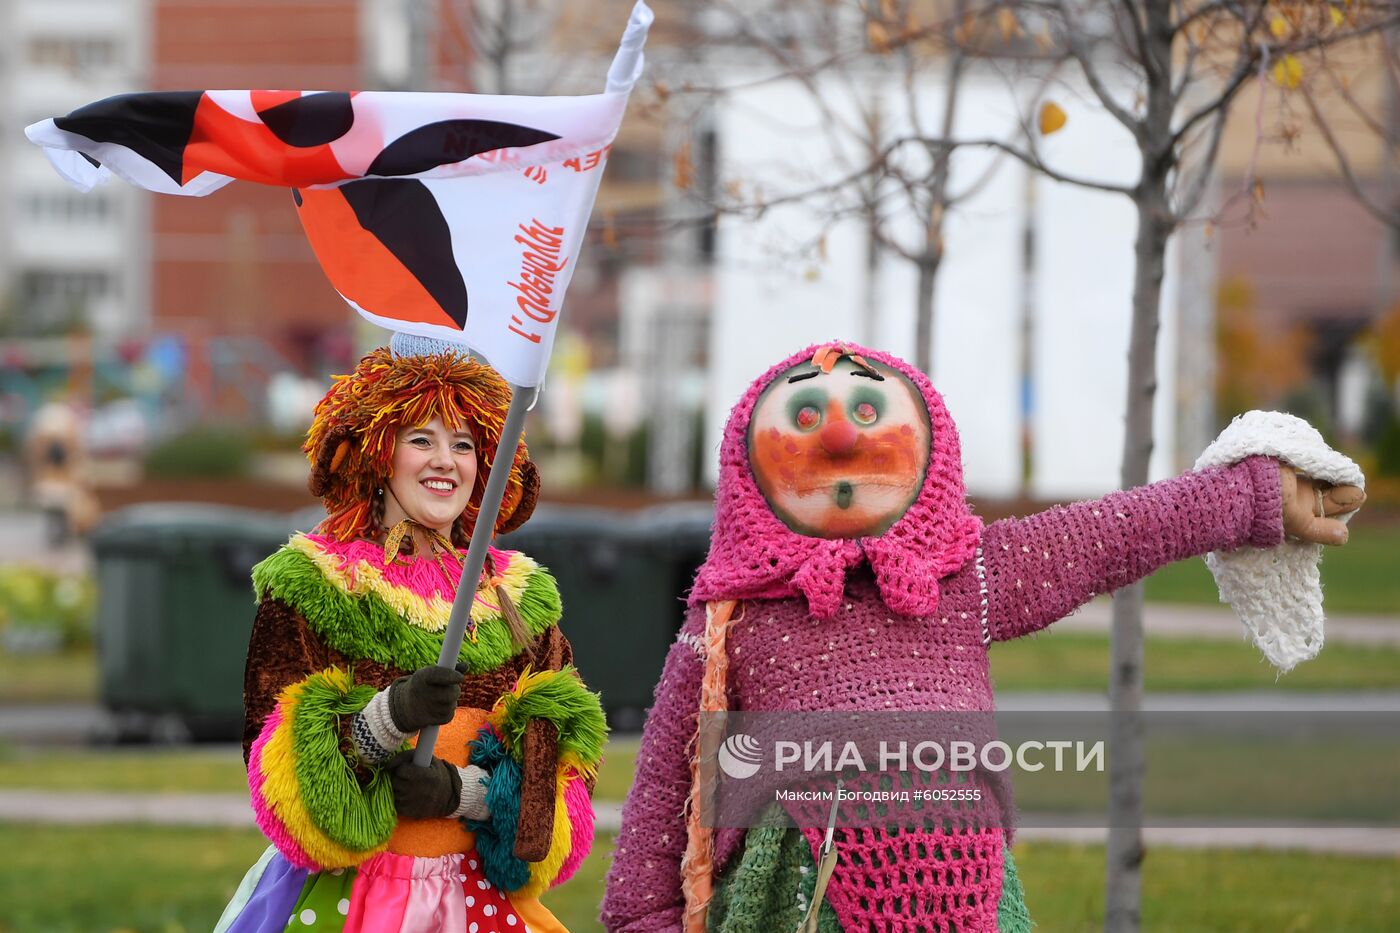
[997,8,1020,41]
[1272,54,1304,89]
[1039,101,1068,135]
[868,20,892,53]
[673,143,693,190]
[1270,16,1290,39]
[601,210,618,250]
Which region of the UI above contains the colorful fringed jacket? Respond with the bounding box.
[242,532,604,900]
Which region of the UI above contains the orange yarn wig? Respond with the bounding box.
[305,346,540,543]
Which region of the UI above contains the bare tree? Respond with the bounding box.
[678,0,1026,374]
[1297,22,1400,233]
[682,1,1400,930]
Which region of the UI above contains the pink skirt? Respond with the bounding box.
[216,847,564,932]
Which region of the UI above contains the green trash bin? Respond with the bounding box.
[90,503,296,741]
[501,502,713,732]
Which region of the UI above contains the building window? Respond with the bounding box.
[20,191,116,225]
[19,269,114,308]
[12,269,114,334]
[27,36,121,72]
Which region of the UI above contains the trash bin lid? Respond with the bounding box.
[90,502,295,555]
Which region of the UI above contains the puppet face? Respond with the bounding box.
[747,356,931,538]
[384,416,478,535]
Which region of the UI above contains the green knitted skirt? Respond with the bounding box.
[706,823,1031,933]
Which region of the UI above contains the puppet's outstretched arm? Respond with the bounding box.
[981,455,1284,642]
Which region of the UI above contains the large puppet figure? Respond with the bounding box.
[218,336,605,933]
[601,342,1363,932]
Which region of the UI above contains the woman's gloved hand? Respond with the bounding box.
[387,662,466,733]
[386,752,492,821]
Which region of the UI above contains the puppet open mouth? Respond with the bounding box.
[834,480,854,509]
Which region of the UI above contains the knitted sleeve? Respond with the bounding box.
[983,455,1284,642]
[242,596,396,870]
[600,607,707,933]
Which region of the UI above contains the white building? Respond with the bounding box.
[677,63,1215,500]
[1,0,149,339]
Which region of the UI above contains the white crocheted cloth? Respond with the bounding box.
[1193,411,1365,673]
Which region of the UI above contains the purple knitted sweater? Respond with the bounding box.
[602,456,1283,932]
[603,341,1284,933]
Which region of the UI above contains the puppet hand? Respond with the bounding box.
[1280,462,1365,546]
[458,764,491,821]
[388,663,466,733]
[387,751,463,820]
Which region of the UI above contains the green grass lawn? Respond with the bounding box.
[1010,840,1400,932]
[1010,737,1400,824]
[0,745,248,794]
[0,824,269,933]
[0,741,643,800]
[1144,523,1400,614]
[5,621,1397,715]
[0,647,97,704]
[0,825,1394,932]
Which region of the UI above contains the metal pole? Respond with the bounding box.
[413,380,537,766]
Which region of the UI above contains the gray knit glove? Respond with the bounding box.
[387,751,461,819]
[387,663,466,733]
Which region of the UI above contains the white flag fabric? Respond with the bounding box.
[25,1,653,388]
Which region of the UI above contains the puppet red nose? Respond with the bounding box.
[820,419,858,455]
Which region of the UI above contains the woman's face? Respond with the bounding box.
[384,415,478,535]
[747,357,931,538]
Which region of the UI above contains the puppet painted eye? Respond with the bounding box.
[853,401,878,425]
[795,405,821,430]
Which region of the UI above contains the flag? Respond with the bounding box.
[25,2,653,388]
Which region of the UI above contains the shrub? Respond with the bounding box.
[0,567,95,651]
[143,426,253,478]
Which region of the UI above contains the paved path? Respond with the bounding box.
[0,703,114,744]
[996,690,1400,712]
[5,687,1398,746]
[0,509,91,575]
[2,790,1395,855]
[1056,597,1400,646]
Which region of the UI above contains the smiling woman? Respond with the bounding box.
[216,337,605,933]
[383,418,480,542]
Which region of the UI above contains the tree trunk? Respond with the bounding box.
[914,2,965,376]
[1103,184,1167,933]
[1105,3,1174,931]
[913,254,939,374]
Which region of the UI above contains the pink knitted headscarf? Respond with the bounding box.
[690,341,981,620]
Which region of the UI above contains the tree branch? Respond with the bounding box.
[1302,79,1400,229]
[1171,44,1260,145]
[953,136,1136,194]
[1170,107,1228,221]
[1053,1,1143,133]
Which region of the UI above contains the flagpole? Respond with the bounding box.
[413,380,537,766]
